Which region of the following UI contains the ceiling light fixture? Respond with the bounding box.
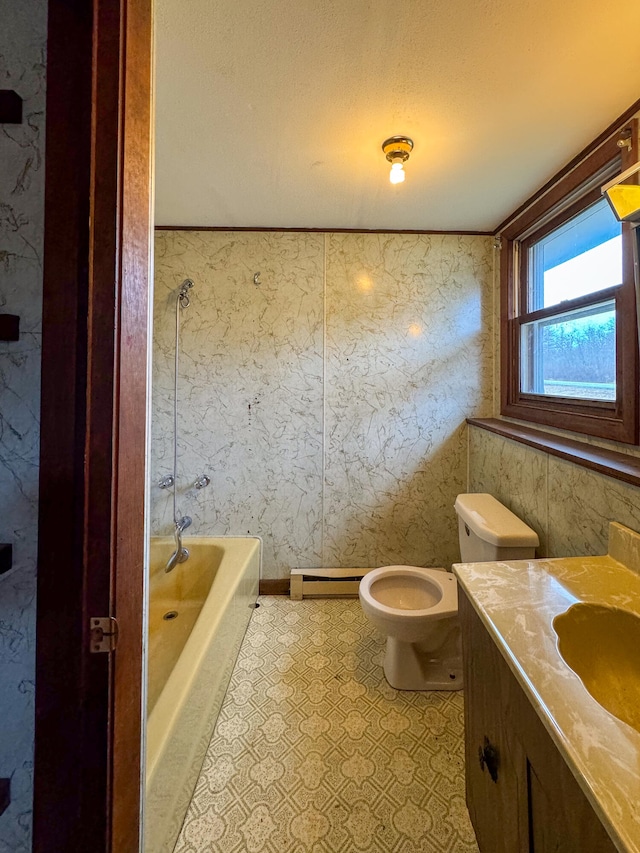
[382,136,413,185]
[602,161,640,224]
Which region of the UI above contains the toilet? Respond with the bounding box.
[359,493,539,691]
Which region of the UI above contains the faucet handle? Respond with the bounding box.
[194,473,211,489]
[158,474,175,489]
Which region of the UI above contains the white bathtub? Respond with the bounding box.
[144,536,260,853]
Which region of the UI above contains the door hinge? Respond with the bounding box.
[89,616,119,653]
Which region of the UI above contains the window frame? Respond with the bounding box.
[500,120,639,444]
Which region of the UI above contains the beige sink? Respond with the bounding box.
[553,602,640,735]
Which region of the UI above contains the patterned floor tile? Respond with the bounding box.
[174,597,479,852]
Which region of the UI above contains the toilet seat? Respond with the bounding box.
[360,566,458,623]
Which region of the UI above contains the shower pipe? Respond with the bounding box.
[165,279,194,572]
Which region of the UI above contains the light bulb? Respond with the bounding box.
[390,161,405,184]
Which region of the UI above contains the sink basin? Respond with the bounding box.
[553,603,640,734]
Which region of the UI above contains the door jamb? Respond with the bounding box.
[33,1,152,850]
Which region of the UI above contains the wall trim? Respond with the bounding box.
[493,97,640,236]
[259,578,290,596]
[468,418,640,489]
[155,225,493,236]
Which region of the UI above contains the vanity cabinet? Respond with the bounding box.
[459,589,617,853]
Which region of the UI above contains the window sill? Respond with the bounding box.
[467,418,640,489]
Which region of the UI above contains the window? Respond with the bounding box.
[500,120,639,443]
[520,198,620,403]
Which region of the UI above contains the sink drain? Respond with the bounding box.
[163,610,179,621]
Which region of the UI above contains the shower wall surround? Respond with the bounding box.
[153,231,494,578]
[0,3,47,850]
[154,232,325,578]
[469,426,640,561]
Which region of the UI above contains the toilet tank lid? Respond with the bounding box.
[454,493,539,548]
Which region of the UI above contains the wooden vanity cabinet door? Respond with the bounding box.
[460,591,529,853]
[521,703,618,853]
[460,589,618,853]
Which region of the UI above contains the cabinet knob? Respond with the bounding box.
[478,736,499,783]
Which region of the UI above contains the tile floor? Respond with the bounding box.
[174,597,479,853]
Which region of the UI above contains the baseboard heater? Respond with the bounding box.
[290,567,375,600]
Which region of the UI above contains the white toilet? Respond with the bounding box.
[359,493,539,691]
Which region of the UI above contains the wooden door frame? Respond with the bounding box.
[33,1,152,851]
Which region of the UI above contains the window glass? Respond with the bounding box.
[520,299,616,401]
[528,198,622,311]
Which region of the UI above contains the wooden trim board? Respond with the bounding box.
[259,579,291,596]
[155,225,492,236]
[493,97,640,236]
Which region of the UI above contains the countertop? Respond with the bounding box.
[452,521,640,853]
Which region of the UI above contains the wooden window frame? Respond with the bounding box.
[500,117,640,444]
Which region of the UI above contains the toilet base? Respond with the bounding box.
[383,633,463,692]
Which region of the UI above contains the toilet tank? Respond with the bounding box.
[454,493,539,562]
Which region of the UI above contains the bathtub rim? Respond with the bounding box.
[145,535,261,782]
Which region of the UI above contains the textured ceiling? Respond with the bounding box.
[154,0,640,231]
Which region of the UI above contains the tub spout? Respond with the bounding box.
[165,516,192,572]
[165,545,188,573]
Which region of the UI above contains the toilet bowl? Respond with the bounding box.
[359,566,462,691]
[359,493,540,692]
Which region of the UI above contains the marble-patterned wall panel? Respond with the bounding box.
[547,457,640,558]
[0,3,46,850]
[468,426,548,556]
[324,234,494,569]
[153,231,324,579]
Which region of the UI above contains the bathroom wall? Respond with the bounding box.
[152,231,494,578]
[0,3,47,850]
[469,240,640,558]
[468,426,640,558]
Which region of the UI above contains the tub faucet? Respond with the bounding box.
[165,515,192,573]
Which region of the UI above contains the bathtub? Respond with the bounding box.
[144,536,260,853]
